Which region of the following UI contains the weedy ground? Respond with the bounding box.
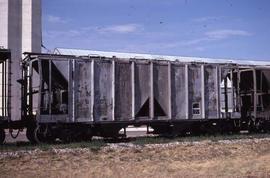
[1,134,270,178]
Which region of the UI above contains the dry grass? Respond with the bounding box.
[1,135,270,178]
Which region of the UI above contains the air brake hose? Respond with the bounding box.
[9,129,20,139]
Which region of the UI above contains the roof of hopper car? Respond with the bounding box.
[54,47,270,66]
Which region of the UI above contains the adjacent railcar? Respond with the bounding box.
[20,52,270,143]
[0,49,10,143]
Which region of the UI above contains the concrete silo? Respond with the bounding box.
[0,0,41,121]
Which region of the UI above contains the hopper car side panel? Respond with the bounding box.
[171,64,186,120]
[204,65,218,118]
[153,62,170,119]
[32,56,239,123]
[115,61,132,121]
[93,60,113,122]
[188,65,202,119]
[134,62,151,120]
[75,60,93,122]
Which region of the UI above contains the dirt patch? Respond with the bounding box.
[1,137,270,178]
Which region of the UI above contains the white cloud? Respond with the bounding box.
[43,24,143,44]
[182,29,252,46]
[194,46,206,51]
[47,15,68,23]
[193,16,225,23]
[44,29,81,39]
[183,38,208,46]
[151,29,253,53]
[97,24,143,33]
[205,29,252,40]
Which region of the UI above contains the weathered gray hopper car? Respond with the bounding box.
[18,49,270,143]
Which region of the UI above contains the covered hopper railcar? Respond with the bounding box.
[1,48,270,143]
[18,51,270,143]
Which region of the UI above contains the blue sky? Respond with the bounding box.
[43,0,270,60]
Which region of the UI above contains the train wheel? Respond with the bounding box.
[44,133,56,143]
[254,119,264,133]
[59,135,72,143]
[79,132,93,142]
[26,127,37,144]
[0,129,5,144]
[34,126,46,144]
